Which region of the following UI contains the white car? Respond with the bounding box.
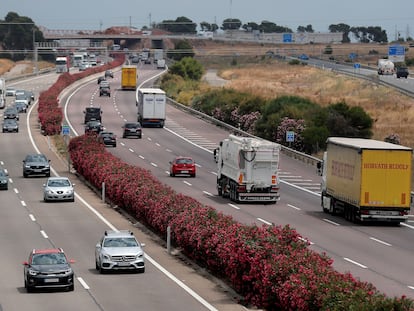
[5,87,16,96]
[43,177,75,202]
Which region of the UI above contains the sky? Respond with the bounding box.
[1,0,414,41]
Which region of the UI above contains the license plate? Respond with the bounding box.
[44,278,59,283]
[117,262,131,266]
[129,129,136,132]
[180,170,189,173]
[34,169,42,173]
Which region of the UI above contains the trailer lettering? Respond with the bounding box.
[363,163,409,170]
[331,160,354,180]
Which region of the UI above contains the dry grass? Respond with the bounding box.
[212,61,414,148]
[0,59,53,76]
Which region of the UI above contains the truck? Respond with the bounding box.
[121,65,137,90]
[213,135,281,203]
[72,53,84,67]
[377,58,394,75]
[55,56,69,73]
[156,59,166,69]
[136,88,166,127]
[0,78,5,109]
[320,137,412,224]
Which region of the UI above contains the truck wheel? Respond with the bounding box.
[329,200,336,215]
[217,187,222,196]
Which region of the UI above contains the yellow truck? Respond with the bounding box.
[321,137,412,224]
[121,65,137,90]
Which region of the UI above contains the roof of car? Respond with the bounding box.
[104,230,135,238]
[33,248,64,254]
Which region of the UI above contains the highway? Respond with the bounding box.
[1,63,413,311]
[61,64,414,299]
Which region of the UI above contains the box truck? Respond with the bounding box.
[136,88,166,127]
[321,137,412,223]
[121,65,137,90]
[213,135,281,203]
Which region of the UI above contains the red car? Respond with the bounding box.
[169,156,196,177]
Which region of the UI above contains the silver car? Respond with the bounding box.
[95,230,145,273]
[43,177,75,202]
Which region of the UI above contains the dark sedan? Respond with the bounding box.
[2,119,19,133]
[122,122,142,138]
[85,120,104,134]
[97,131,117,147]
[0,168,8,190]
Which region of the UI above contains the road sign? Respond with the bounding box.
[388,45,405,62]
[283,33,292,43]
[286,131,295,142]
[61,125,70,135]
[354,63,361,69]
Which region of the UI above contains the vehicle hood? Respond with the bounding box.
[30,264,71,273]
[102,247,143,256]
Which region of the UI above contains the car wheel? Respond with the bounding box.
[170,171,174,177]
[192,173,196,178]
[23,172,28,178]
[68,284,74,291]
[70,197,75,203]
[44,197,48,202]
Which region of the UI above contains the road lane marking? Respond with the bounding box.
[29,214,36,221]
[257,218,272,226]
[21,201,26,207]
[323,218,340,226]
[287,204,301,210]
[183,181,192,186]
[369,237,392,246]
[151,162,157,167]
[77,277,90,290]
[344,257,367,269]
[40,230,48,239]
[228,203,240,210]
[203,191,213,196]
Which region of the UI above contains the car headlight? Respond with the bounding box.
[28,268,39,276]
[24,164,31,168]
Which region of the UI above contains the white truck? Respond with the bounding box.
[0,78,5,108]
[377,58,394,75]
[213,135,281,203]
[136,88,166,127]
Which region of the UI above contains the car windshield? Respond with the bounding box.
[103,237,138,247]
[176,158,193,164]
[0,170,6,177]
[26,155,47,162]
[32,253,67,265]
[125,123,139,128]
[48,179,70,187]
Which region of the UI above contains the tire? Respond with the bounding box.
[170,171,175,177]
[23,172,28,178]
[68,284,74,291]
[191,173,196,178]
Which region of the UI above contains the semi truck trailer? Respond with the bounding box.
[321,137,412,223]
[214,135,281,203]
[121,65,137,90]
[136,88,166,127]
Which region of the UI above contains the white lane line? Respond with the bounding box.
[408,285,414,290]
[203,191,213,196]
[21,201,27,207]
[29,214,36,221]
[14,188,19,194]
[151,162,157,167]
[369,237,392,246]
[299,237,314,245]
[128,148,134,153]
[401,222,414,230]
[166,149,172,153]
[344,257,368,269]
[257,218,272,226]
[323,218,340,226]
[210,171,217,176]
[287,204,301,211]
[139,155,145,159]
[77,277,90,290]
[183,181,192,186]
[228,203,240,210]
[40,230,48,239]
[147,137,152,141]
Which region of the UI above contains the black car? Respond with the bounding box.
[23,153,51,178]
[85,120,104,134]
[2,119,19,133]
[97,76,106,84]
[104,70,114,78]
[396,67,409,78]
[84,107,102,123]
[0,168,8,190]
[4,107,19,120]
[23,248,75,292]
[99,86,111,97]
[97,131,117,147]
[122,122,142,138]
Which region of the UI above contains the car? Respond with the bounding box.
[14,100,28,113]
[84,107,102,123]
[23,248,75,292]
[0,168,8,190]
[104,70,114,78]
[0,96,5,109]
[299,54,309,60]
[3,107,19,120]
[43,176,75,202]
[99,86,111,97]
[97,76,106,84]
[2,118,19,133]
[85,120,104,134]
[169,156,196,177]
[16,93,31,106]
[122,122,142,138]
[5,87,16,96]
[23,153,51,178]
[95,230,145,274]
[99,80,110,89]
[396,67,409,78]
[97,131,117,147]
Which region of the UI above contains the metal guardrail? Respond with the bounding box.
[166,97,322,167]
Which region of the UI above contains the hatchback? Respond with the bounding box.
[97,131,117,147]
[122,122,142,138]
[85,120,104,134]
[169,156,196,177]
[43,176,75,202]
